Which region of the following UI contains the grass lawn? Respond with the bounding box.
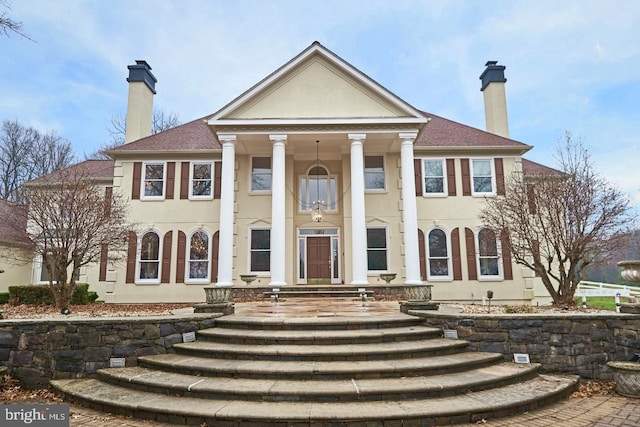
[574,296,632,311]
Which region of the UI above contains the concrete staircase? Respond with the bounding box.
[51,314,578,426]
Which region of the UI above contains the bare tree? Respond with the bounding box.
[480,133,637,306]
[14,162,135,310]
[1,0,31,40]
[0,120,75,202]
[87,110,181,160]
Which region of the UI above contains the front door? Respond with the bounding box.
[307,236,331,284]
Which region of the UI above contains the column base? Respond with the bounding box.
[194,302,235,315]
[399,300,440,314]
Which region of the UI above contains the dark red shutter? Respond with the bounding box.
[501,231,513,280]
[451,228,462,280]
[446,159,456,196]
[461,159,471,196]
[214,161,222,199]
[526,184,537,214]
[104,186,113,215]
[125,231,137,283]
[180,162,190,199]
[176,231,186,283]
[161,231,173,283]
[495,158,505,195]
[132,162,142,200]
[532,239,541,277]
[418,229,426,281]
[166,162,175,199]
[465,227,477,280]
[211,231,220,282]
[414,159,422,196]
[99,243,108,281]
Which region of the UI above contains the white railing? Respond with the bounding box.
[577,281,640,297]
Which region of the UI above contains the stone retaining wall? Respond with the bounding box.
[0,314,219,389]
[411,311,640,380]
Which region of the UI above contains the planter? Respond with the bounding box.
[405,285,433,302]
[607,361,640,398]
[379,273,397,284]
[239,274,258,286]
[204,286,231,303]
[618,260,640,283]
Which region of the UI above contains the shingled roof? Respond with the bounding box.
[416,111,530,150]
[522,158,564,176]
[27,159,114,185]
[108,117,219,153]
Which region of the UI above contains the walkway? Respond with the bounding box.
[64,299,640,426]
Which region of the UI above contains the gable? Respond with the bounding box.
[228,56,407,120]
[210,42,426,126]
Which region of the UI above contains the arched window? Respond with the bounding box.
[427,228,451,279]
[477,228,500,277]
[299,166,337,212]
[188,230,210,282]
[138,231,160,281]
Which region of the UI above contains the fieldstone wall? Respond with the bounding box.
[0,314,219,389]
[411,311,640,380]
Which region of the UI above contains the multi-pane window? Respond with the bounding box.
[39,253,55,283]
[299,166,337,211]
[471,159,494,194]
[251,157,272,192]
[366,227,388,271]
[364,156,385,190]
[138,231,160,281]
[427,228,450,278]
[250,229,270,272]
[423,160,446,195]
[478,228,500,277]
[188,230,210,281]
[142,163,165,198]
[191,162,212,198]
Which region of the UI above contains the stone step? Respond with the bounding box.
[263,290,375,298]
[138,351,504,380]
[97,362,541,402]
[196,324,441,344]
[173,336,469,360]
[51,374,579,426]
[212,313,423,330]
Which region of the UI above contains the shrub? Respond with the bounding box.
[504,305,533,314]
[0,292,9,304]
[8,284,97,306]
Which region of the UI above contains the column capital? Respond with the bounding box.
[218,134,237,144]
[348,133,367,142]
[398,132,418,142]
[269,134,288,143]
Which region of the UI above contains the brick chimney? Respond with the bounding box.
[479,61,509,138]
[125,60,156,143]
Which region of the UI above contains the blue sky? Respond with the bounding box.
[2,0,639,208]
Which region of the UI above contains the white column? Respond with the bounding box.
[269,135,287,286]
[399,132,422,285]
[215,134,236,287]
[349,133,369,285]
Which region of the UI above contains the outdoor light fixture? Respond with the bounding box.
[310,140,325,223]
[486,290,494,313]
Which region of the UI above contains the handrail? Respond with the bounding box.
[578,280,640,297]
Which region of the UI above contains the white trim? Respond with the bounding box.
[140,161,166,200]
[185,228,211,284]
[426,227,453,281]
[470,158,496,197]
[366,225,390,273]
[249,155,273,194]
[189,161,214,200]
[421,158,448,197]
[364,154,387,193]
[248,226,272,276]
[208,43,428,124]
[135,229,162,285]
[296,228,341,285]
[475,227,503,281]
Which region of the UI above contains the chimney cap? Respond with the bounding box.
[479,61,506,91]
[127,60,157,94]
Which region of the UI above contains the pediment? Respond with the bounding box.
[209,43,425,125]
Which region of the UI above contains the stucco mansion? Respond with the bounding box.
[1,42,555,304]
